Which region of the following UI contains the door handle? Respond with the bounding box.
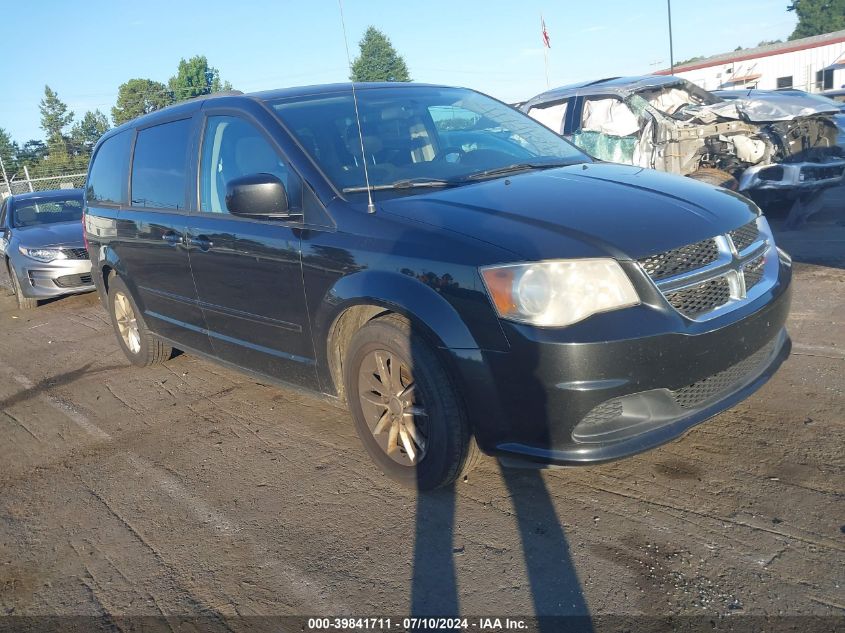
[188,235,213,251]
[162,231,182,245]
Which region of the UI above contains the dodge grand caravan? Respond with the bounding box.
[83,83,792,489]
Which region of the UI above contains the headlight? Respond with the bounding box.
[480,259,640,327]
[18,246,67,262]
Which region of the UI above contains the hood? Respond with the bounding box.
[14,221,83,248]
[379,163,759,262]
[733,95,841,122]
[677,96,839,124]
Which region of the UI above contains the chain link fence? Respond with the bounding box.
[1,172,87,197]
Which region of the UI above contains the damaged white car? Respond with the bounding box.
[521,76,845,207]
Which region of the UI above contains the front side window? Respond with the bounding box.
[86,129,132,206]
[131,119,191,210]
[12,196,83,228]
[270,86,587,193]
[199,116,299,213]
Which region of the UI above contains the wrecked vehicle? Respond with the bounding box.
[713,88,845,149]
[521,76,845,198]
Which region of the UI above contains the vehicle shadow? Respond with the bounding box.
[408,317,592,631]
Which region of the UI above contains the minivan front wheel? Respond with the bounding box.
[344,313,479,489]
[107,275,172,367]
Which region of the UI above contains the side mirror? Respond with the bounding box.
[225,173,293,218]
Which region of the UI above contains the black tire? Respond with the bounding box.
[107,274,172,367]
[8,263,38,310]
[344,313,480,490]
[687,168,739,191]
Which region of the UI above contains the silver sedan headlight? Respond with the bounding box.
[18,246,68,263]
[480,259,640,327]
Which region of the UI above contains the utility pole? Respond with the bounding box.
[667,0,675,74]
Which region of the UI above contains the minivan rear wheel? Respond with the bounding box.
[107,275,172,367]
[344,313,480,490]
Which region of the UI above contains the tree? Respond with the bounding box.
[0,128,19,175]
[169,55,232,102]
[788,0,845,40]
[112,78,173,126]
[70,110,110,155]
[350,27,411,82]
[17,140,48,167]
[39,85,73,154]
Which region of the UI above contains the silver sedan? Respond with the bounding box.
[0,189,94,309]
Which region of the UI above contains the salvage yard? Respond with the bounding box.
[0,220,843,624]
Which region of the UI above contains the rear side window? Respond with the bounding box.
[86,130,132,205]
[131,119,191,210]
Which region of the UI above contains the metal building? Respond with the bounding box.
[656,30,845,94]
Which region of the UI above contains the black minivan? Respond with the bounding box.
[83,83,792,489]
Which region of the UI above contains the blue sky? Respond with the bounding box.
[0,0,796,143]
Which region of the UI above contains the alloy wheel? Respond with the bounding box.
[357,349,428,466]
[113,292,141,355]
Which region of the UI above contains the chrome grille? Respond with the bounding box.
[744,255,765,291]
[672,337,777,409]
[728,221,759,252]
[665,278,731,319]
[62,247,90,260]
[638,218,774,321]
[638,238,719,281]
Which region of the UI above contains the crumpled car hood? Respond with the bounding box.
[684,96,840,123]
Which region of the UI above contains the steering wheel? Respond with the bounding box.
[433,146,466,164]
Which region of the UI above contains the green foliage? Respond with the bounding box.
[168,55,232,102]
[39,85,73,154]
[18,140,47,165]
[350,27,411,82]
[788,0,845,40]
[757,39,784,46]
[112,78,173,126]
[0,128,19,173]
[70,110,110,155]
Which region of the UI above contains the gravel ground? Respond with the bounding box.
[0,221,842,630]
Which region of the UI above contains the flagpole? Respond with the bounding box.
[541,14,550,89]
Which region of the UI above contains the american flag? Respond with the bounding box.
[541,16,551,48]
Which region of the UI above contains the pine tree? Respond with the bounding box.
[39,85,73,155]
[70,110,110,155]
[350,27,411,82]
[788,0,845,40]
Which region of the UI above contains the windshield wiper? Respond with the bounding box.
[457,160,582,182]
[343,178,453,193]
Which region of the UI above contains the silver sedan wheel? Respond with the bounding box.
[113,291,141,355]
[357,349,428,466]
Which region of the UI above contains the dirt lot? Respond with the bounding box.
[0,222,843,630]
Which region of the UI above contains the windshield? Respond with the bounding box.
[12,196,83,228]
[270,86,588,192]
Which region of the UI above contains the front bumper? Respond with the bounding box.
[448,255,792,467]
[11,254,94,299]
[739,158,845,192]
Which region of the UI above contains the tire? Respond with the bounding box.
[107,274,172,367]
[687,168,739,191]
[343,313,480,490]
[8,263,38,310]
